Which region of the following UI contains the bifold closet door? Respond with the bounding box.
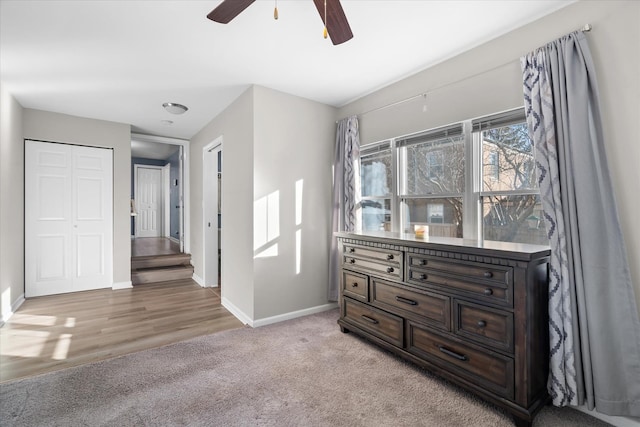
[25,140,113,297]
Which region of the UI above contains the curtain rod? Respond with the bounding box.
[337,23,592,122]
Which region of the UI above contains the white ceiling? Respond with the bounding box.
[1,0,574,140]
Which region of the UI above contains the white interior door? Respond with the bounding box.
[203,141,221,287]
[135,166,163,238]
[25,140,113,297]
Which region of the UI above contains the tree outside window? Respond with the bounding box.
[479,122,547,245]
[357,110,549,246]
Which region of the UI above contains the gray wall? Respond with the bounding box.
[337,0,640,312]
[252,86,335,319]
[23,109,132,286]
[0,85,24,323]
[190,85,336,323]
[190,87,255,319]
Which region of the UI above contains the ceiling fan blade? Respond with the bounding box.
[207,0,256,24]
[312,0,353,45]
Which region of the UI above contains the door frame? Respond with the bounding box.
[163,163,171,238]
[131,133,190,253]
[203,136,223,288]
[133,164,165,238]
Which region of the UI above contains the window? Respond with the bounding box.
[357,108,548,246]
[360,142,393,231]
[398,124,464,237]
[473,110,547,245]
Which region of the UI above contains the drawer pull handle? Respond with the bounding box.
[349,259,356,264]
[387,254,394,260]
[483,288,493,296]
[361,315,379,324]
[438,346,468,361]
[348,247,355,253]
[395,296,417,306]
[351,282,358,288]
[483,271,493,278]
[419,274,427,280]
[477,320,487,327]
[386,267,395,273]
[419,259,427,266]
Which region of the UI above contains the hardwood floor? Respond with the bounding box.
[0,279,243,383]
[131,237,181,257]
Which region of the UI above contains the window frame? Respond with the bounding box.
[359,140,396,232]
[472,109,544,243]
[357,107,546,245]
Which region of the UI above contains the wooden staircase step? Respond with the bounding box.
[132,264,194,286]
[131,253,191,270]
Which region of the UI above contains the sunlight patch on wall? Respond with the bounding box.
[295,179,303,226]
[255,243,279,258]
[254,190,280,258]
[295,179,304,274]
[296,229,302,275]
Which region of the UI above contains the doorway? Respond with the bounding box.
[203,138,222,287]
[131,134,189,255]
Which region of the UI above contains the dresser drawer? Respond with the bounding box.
[453,300,513,353]
[343,298,403,347]
[343,255,402,281]
[408,255,512,286]
[344,244,402,264]
[407,322,514,399]
[407,269,512,307]
[371,278,450,330]
[342,271,368,302]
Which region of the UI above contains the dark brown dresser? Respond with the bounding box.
[336,231,550,427]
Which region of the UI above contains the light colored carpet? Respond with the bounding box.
[1,309,610,426]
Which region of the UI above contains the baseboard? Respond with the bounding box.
[192,273,205,287]
[221,297,252,326]
[574,406,640,427]
[252,303,339,328]
[168,236,180,244]
[112,281,133,290]
[1,293,25,327]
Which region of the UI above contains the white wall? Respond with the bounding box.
[22,109,132,286]
[252,86,336,320]
[337,0,640,312]
[0,85,24,323]
[190,87,255,320]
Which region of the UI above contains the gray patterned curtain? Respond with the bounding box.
[521,31,640,416]
[328,116,360,301]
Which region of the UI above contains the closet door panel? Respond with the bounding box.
[26,141,113,297]
[72,145,112,291]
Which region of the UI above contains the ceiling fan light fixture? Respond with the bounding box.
[163,102,188,115]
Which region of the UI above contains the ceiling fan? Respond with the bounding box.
[206,0,353,45]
